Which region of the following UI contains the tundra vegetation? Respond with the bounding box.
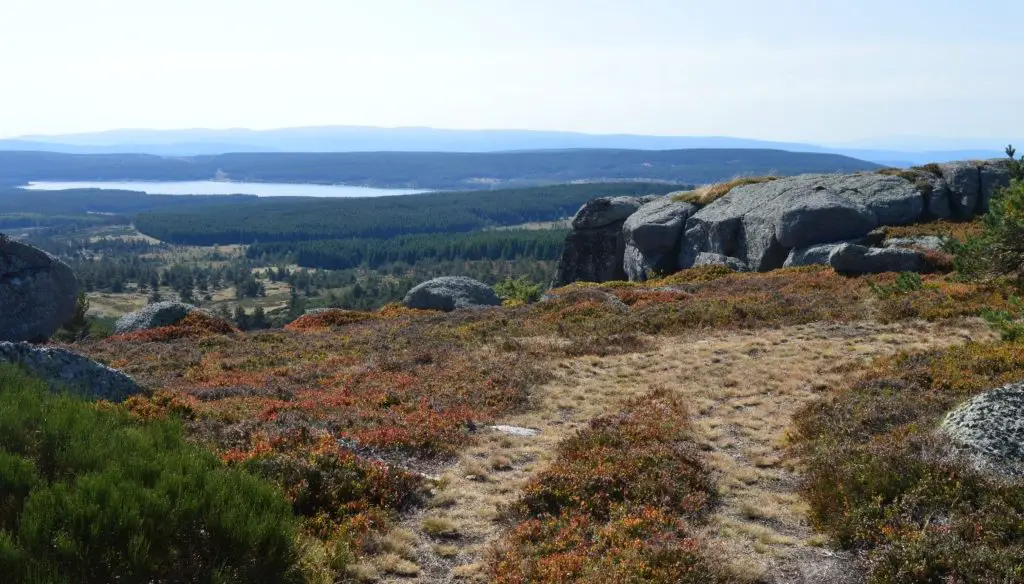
[4,149,1024,582]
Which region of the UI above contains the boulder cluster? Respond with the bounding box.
[555,160,1011,285]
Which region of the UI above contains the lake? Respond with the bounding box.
[20,180,431,198]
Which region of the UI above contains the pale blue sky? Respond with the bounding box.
[2,0,1022,143]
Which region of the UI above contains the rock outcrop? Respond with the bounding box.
[114,301,202,334]
[552,160,1012,286]
[0,236,79,342]
[402,276,501,311]
[679,173,923,272]
[0,342,142,402]
[554,196,658,286]
[622,197,699,281]
[940,382,1024,478]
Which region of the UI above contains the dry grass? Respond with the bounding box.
[375,553,420,577]
[421,516,461,539]
[672,176,779,206]
[884,218,984,242]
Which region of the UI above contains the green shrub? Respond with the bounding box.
[868,272,924,299]
[982,296,1024,341]
[952,146,1024,284]
[0,363,301,584]
[494,275,543,305]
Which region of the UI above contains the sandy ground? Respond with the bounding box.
[362,318,994,583]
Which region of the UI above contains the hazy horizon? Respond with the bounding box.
[4,124,1017,152]
[3,0,1022,144]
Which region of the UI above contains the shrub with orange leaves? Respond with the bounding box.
[109,311,237,342]
[491,391,725,583]
[285,309,383,331]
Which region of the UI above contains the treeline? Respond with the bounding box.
[134,183,677,245]
[0,149,880,189]
[0,186,256,215]
[0,213,125,229]
[248,229,567,270]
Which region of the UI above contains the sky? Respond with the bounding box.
[2,0,1022,144]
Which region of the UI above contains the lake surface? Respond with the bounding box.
[21,180,431,198]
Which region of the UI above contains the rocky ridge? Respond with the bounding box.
[555,160,1011,284]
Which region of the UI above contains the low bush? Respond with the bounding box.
[111,311,238,342]
[794,341,1024,582]
[490,391,725,583]
[0,363,301,583]
[494,275,543,306]
[868,272,924,299]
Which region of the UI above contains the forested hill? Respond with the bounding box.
[133,183,677,245]
[0,149,880,189]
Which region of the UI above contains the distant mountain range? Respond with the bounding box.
[0,127,1010,167]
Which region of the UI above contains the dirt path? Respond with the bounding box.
[369,319,993,583]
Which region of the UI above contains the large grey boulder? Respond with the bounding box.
[555,195,658,286]
[940,382,1024,478]
[571,196,656,229]
[828,243,926,275]
[679,173,924,272]
[554,226,629,286]
[940,161,982,219]
[980,159,1012,214]
[114,301,200,335]
[0,342,142,402]
[897,167,952,220]
[402,276,500,311]
[0,236,79,342]
[622,197,699,281]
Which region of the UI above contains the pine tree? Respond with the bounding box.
[233,305,250,330]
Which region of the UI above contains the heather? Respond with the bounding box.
[489,391,726,584]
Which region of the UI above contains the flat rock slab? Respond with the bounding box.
[0,342,143,402]
[490,425,540,437]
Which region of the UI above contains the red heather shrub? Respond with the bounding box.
[491,506,719,584]
[110,311,237,342]
[491,390,724,583]
[286,305,429,331]
[233,430,424,522]
[516,391,714,520]
[284,309,383,331]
